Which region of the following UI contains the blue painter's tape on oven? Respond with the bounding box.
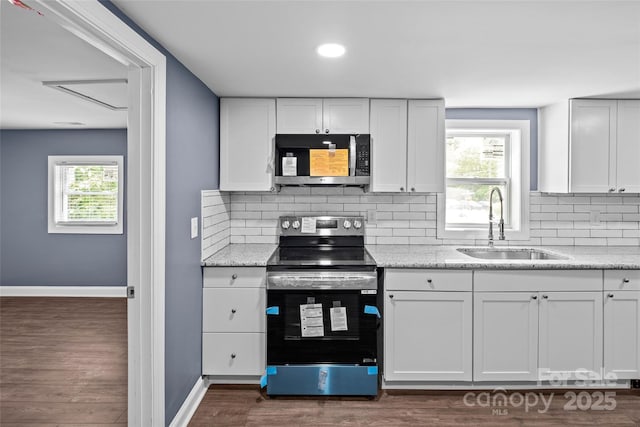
[266,366,278,375]
[364,305,380,318]
[260,374,267,388]
[266,306,280,315]
[367,366,378,376]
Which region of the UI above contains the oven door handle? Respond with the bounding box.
[267,272,377,290]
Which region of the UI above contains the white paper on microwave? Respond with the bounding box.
[282,157,297,176]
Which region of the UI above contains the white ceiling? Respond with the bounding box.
[112,0,640,107]
[0,0,128,129]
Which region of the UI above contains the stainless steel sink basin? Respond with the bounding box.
[457,247,568,260]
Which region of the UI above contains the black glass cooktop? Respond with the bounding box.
[267,246,376,268]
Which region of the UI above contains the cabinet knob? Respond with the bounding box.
[619,188,626,192]
[325,129,330,134]
[623,278,630,284]
[389,294,394,299]
[315,129,320,134]
[609,188,616,192]
[542,295,548,299]
[400,187,404,192]
[608,293,614,298]
[531,295,538,300]
[270,187,275,192]
[231,308,237,314]
[426,279,433,284]
[230,353,236,359]
[411,187,416,192]
[231,274,238,280]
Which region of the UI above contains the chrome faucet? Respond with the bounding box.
[488,187,505,247]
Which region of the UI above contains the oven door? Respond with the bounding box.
[266,271,379,366]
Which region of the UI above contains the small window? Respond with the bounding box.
[48,155,124,234]
[438,120,530,241]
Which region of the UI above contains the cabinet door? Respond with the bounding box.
[384,291,472,381]
[276,98,323,134]
[220,98,275,191]
[604,291,640,380]
[322,98,370,134]
[539,292,603,380]
[407,100,445,193]
[569,99,617,192]
[474,292,538,381]
[616,100,640,193]
[369,99,408,192]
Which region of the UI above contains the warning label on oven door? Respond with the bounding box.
[300,303,324,337]
[330,307,348,331]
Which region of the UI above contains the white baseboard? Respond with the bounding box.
[0,286,127,298]
[169,376,208,427]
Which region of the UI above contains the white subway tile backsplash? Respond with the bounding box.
[204,189,639,249]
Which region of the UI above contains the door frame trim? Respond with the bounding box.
[31,1,167,424]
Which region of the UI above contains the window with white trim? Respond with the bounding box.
[48,155,124,234]
[437,120,530,241]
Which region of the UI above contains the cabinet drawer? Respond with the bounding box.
[202,333,265,376]
[204,267,266,288]
[203,288,265,333]
[604,270,640,291]
[385,269,472,291]
[474,270,602,292]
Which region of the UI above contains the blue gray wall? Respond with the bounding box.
[98,2,220,425]
[445,108,538,190]
[0,129,127,286]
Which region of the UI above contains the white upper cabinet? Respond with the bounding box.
[370,99,445,193]
[408,100,445,193]
[539,98,640,193]
[370,99,408,192]
[616,100,640,193]
[220,98,275,191]
[276,98,369,134]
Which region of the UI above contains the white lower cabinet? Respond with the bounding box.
[384,269,472,382]
[473,270,606,383]
[202,267,266,379]
[604,270,640,379]
[474,292,538,381]
[538,292,603,380]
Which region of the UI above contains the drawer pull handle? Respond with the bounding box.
[531,295,537,300]
[426,279,433,284]
[623,278,630,283]
[608,293,614,298]
[231,309,237,314]
[231,353,236,359]
[231,274,238,280]
[389,294,394,299]
[542,295,548,299]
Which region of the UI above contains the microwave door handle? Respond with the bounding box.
[349,136,356,177]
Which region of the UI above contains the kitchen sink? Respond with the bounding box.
[457,247,568,260]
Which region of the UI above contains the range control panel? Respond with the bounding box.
[278,216,365,237]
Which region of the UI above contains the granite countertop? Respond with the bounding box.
[202,244,640,269]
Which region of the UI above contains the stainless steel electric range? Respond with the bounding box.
[265,215,380,396]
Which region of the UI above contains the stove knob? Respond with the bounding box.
[353,220,362,229]
[281,220,290,230]
[292,220,301,230]
[343,220,352,229]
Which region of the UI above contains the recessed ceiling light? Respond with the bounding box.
[316,43,346,58]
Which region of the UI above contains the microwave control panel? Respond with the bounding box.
[355,140,370,176]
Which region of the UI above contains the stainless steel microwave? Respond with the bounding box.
[274,134,370,186]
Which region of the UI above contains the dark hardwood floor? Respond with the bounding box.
[0,297,127,426]
[189,385,640,426]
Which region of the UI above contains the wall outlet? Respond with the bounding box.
[367,209,377,224]
[589,209,601,226]
[191,217,199,239]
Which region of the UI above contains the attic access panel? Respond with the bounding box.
[43,79,127,111]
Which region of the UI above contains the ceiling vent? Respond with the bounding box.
[42,79,127,111]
